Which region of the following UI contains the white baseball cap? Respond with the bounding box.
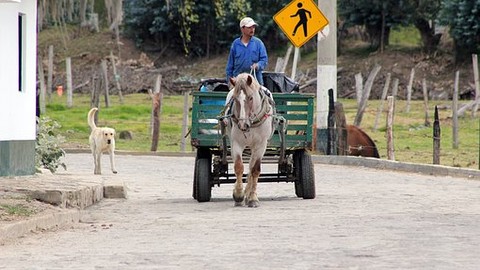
[240,17,258,28]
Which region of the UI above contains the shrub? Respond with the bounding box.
[35,116,67,173]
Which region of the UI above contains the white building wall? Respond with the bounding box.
[0,1,37,141]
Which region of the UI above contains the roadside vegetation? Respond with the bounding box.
[37,2,479,171]
[43,92,479,170]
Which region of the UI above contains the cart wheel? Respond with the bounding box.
[193,155,198,199]
[293,152,303,197]
[294,150,316,199]
[193,148,211,199]
[195,158,212,202]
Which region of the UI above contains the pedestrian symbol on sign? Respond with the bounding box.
[291,3,311,37]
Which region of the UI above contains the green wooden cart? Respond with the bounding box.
[191,86,316,202]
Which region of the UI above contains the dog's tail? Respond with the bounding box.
[88,107,98,130]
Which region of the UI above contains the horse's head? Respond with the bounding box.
[229,73,261,132]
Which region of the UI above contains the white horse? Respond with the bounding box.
[226,73,274,207]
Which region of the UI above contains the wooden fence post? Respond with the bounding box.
[373,72,391,132]
[405,67,415,113]
[334,102,348,155]
[91,68,100,109]
[433,106,441,164]
[472,54,479,116]
[180,90,189,152]
[47,45,54,101]
[37,54,46,114]
[66,57,73,108]
[327,89,336,155]
[386,96,395,160]
[452,70,459,149]
[110,51,124,103]
[354,64,381,127]
[291,47,300,81]
[391,78,399,98]
[355,73,363,106]
[281,45,293,73]
[422,78,430,126]
[150,75,163,152]
[101,60,110,108]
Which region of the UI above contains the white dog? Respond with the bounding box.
[88,107,117,175]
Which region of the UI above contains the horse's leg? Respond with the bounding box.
[232,148,245,206]
[244,157,261,207]
[245,141,268,208]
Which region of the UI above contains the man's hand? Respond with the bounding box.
[251,63,258,70]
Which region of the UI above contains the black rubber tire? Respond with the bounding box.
[294,150,316,199]
[299,151,316,199]
[193,148,211,199]
[293,151,303,198]
[193,155,198,199]
[195,158,212,202]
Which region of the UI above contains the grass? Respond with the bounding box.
[43,93,480,170]
[0,204,35,217]
[45,93,190,152]
[340,98,479,170]
[389,26,422,48]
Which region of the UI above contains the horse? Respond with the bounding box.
[225,73,274,207]
[346,125,380,158]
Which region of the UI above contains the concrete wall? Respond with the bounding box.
[0,1,37,176]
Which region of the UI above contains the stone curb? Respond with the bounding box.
[312,155,480,180]
[0,209,81,244]
[0,176,127,244]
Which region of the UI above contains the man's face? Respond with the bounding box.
[241,25,256,37]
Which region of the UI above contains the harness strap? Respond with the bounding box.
[249,94,272,128]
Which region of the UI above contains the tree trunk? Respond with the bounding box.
[366,24,390,50]
[414,18,442,55]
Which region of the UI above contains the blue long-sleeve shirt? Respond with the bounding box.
[226,36,268,85]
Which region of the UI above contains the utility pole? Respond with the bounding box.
[316,0,337,153]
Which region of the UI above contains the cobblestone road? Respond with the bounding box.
[1,153,480,269]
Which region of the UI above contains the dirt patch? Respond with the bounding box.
[39,29,476,101]
[0,192,56,223]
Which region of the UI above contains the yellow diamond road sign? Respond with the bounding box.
[273,0,329,48]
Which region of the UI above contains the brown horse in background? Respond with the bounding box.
[346,125,380,158]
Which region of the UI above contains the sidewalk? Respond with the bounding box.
[0,167,126,244]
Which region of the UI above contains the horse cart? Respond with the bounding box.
[190,75,316,203]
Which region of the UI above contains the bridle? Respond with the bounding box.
[231,84,271,132]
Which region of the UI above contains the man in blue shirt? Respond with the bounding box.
[226,17,268,86]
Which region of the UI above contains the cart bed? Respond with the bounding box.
[190,91,315,154]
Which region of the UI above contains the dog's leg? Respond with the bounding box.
[95,152,102,175]
[92,153,96,174]
[109,149,118,174]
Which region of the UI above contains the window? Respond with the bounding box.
[18,13,26,92]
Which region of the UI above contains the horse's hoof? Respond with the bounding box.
[113,170,118,174]
[234,201,244,207]
[232,193,244,203]
[247,200,259,208]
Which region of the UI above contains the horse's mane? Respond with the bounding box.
[233,73,259,97]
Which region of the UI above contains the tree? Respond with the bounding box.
[437,0,480,63]
[338,0,411,51]
[408,0,443,55]
[123,0,292,57]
